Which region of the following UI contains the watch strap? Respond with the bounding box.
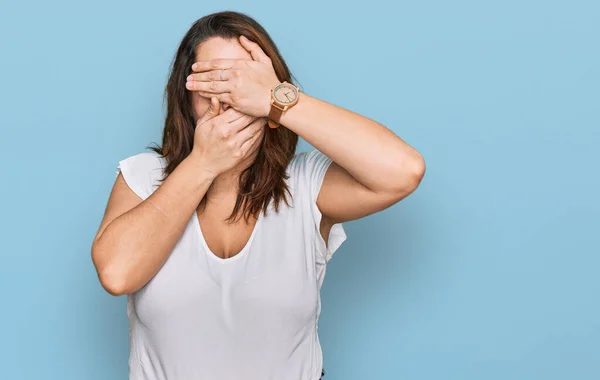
[268,103,284,129]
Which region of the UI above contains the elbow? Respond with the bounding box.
[393,153,426,197]
[98,267,129,296]
[411,153,426,188]
[91,244,129,297]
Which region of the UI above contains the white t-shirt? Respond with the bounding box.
[115,149,347,380]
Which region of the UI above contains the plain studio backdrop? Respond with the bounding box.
[1,0,598,379]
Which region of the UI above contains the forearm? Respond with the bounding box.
[93,154,214,295]
[280,92,425,194]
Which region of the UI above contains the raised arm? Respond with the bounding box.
[91,155,214,296]
[92,99,265,295]
[279,93,426,225]
[185,35,426,227]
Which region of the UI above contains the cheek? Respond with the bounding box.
[191,93,210,119]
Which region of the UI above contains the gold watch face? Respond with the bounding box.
[273,83,298,105]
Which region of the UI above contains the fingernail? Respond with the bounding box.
[186,75,193,81]
[186,81,192,88]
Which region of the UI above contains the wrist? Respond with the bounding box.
[267,81,302,127]
[263,101,271,118]
[278,91,308,128]
[264,82,279,118]
[185,151,218,184]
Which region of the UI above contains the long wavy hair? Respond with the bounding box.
[148,11,300,224]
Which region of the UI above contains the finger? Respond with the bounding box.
[186,79,232,93]
[191,59,236,73]
[235,117,266,145]
[187,70,230,82]
[195,91,233,104]
[196,97,221,125]
[226,113,256,134]
[211,106,246,124]
[238,121,266,157]
[239,35,271,63]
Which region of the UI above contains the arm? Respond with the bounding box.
[92,98,264,296]
[91,154,214,296]
[186,35,425,227]
[279,92,426,225]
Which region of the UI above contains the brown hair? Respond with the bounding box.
[148,11,301,224]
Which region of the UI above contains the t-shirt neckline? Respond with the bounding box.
[192,208,264,263]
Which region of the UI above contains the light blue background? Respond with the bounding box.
[1,0,598,379]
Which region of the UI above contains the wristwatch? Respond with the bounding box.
[268,81,300,129]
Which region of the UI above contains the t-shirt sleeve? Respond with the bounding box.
[115,152,165,200]
[296,149,348,263]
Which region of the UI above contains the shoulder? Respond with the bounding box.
[116,150,166,200]
[117,151,165,172]
[287,149,332,171]
[286,148,347,263]
[286,149,334,196]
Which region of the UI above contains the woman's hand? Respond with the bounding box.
[190,97,266,178]
[185,35,281,118]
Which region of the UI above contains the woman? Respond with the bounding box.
[91,10,425,380]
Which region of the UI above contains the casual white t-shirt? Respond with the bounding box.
[115,149,347,380]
